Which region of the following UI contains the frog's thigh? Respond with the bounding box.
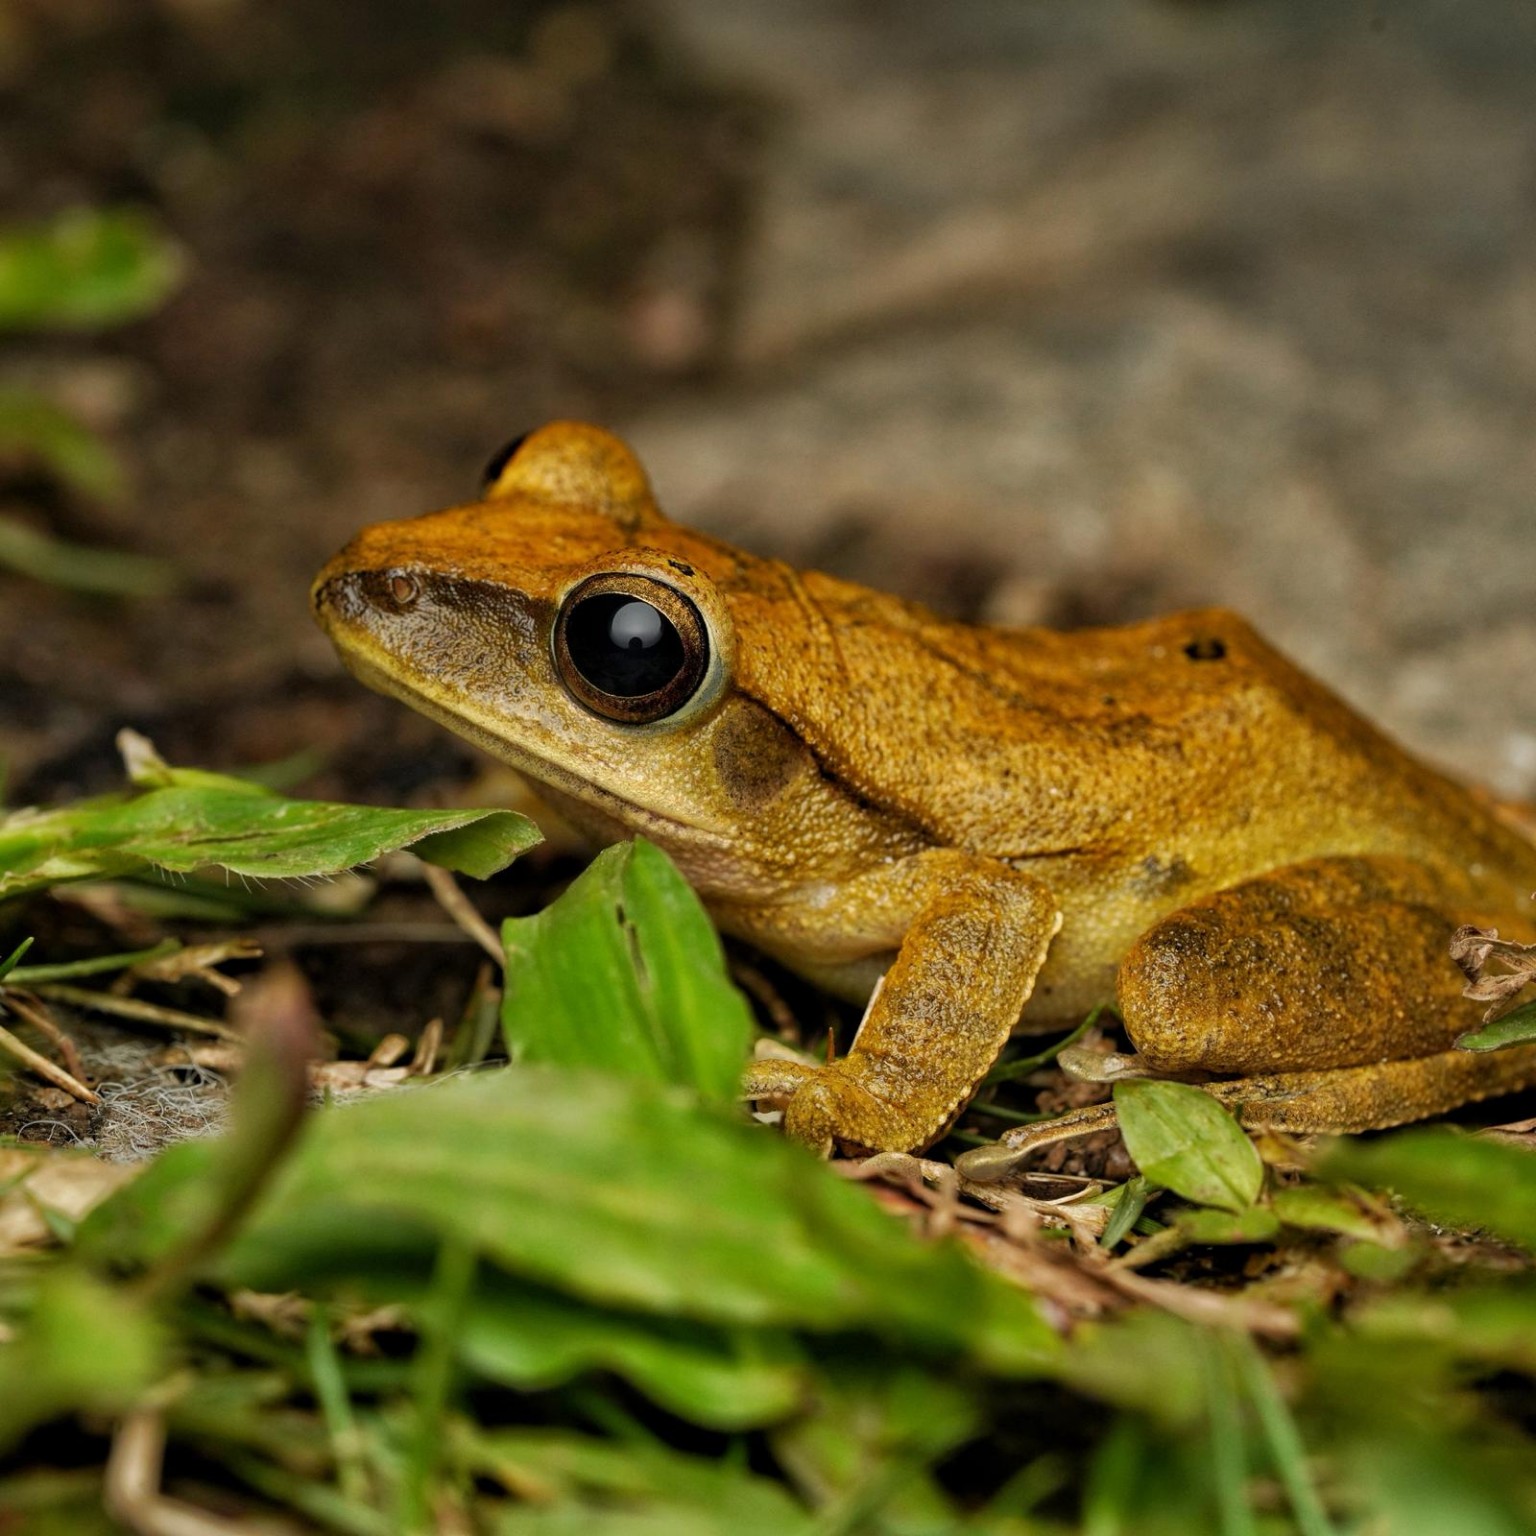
[1116,854,1481,1077]
[743,851,1060,1156]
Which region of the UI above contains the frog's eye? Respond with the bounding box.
[554,574,709,724]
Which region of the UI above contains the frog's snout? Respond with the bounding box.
[311,565,424,634]
[310,567,363,633]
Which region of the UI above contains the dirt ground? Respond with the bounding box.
[3,0,1535,1145]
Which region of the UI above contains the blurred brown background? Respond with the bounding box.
[3,0,1534,805]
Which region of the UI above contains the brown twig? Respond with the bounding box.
[107,1404,298,1535]
[0,1013,99,1104]
[3,989,88,1082]
[421,863,503,966]
[29,983,239,1041]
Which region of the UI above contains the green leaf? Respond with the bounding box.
[6,938,179,985]
[1050,1309,1208,1431]
[766,1357,977,1529]
[1113,1080,1264,1212]
[0,1269,164,1452]
[1228,1337,1338,1536]
[0,752,540,902]
[501,840,755,1102]
[1270,1183,1396,1243]
[466,1428,816,1536]
[0,392,124,502]
[1316,1127,1536,1251]
[0,515,173,597]
[1354,1277,1536,1373]
[460,1281,808,1429]
[1348,1435,1531,1536]
[1098,1174,1150,1250]
[412,818,542,881]
[79,1066,1058,1373]
[1457,997,1536,1052]
[1118,1204,1280,1270]
[0,936,33,983]
[0,207,186,332]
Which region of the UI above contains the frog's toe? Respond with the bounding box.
[741,1057,817,1103]
[746,1058,949,1155]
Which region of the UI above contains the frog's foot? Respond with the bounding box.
[1203,1045,1536,1134]
[956,1102,1121,1184]
[742,1058,931,1157]
[961,1039,1536,1185]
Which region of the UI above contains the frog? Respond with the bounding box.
[312,420,1536,1165]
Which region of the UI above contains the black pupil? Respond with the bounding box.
[565,595,684,698]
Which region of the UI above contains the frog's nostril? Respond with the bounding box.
[326,569,423,616]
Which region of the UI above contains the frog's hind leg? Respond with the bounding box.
[960,856,1536,1181]
[1113,854,1536,1133]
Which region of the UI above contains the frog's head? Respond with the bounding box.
[312,421,843,885]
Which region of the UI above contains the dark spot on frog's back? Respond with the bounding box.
[1184,637,1227,662]
[713,699,813,812]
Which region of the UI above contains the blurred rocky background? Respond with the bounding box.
[2,0,1534,801]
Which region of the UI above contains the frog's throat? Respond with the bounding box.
[337,648,734,853]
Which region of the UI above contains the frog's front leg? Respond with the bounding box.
[741,852,1061,1155]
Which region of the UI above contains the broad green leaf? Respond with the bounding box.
[1354,1278,1536,1373]
[1113,1080,1264,1212]
[467,1428,816,1536]
[501,839,754,1102]
[0,207,185,332]
[460,1282,808,1429]
[0,765,540,901]
[1349,1436,1533,1536]
[79,1066,1057,1373]
[1457,998,1536,1052]
[0,1269,164,1452]
[1316,1127,1536,1251]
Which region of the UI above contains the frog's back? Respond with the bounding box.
[735,570,1536,923]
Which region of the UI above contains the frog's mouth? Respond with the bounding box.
[332,644,735,856]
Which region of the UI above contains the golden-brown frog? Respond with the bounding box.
[312,421,1536,1160]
